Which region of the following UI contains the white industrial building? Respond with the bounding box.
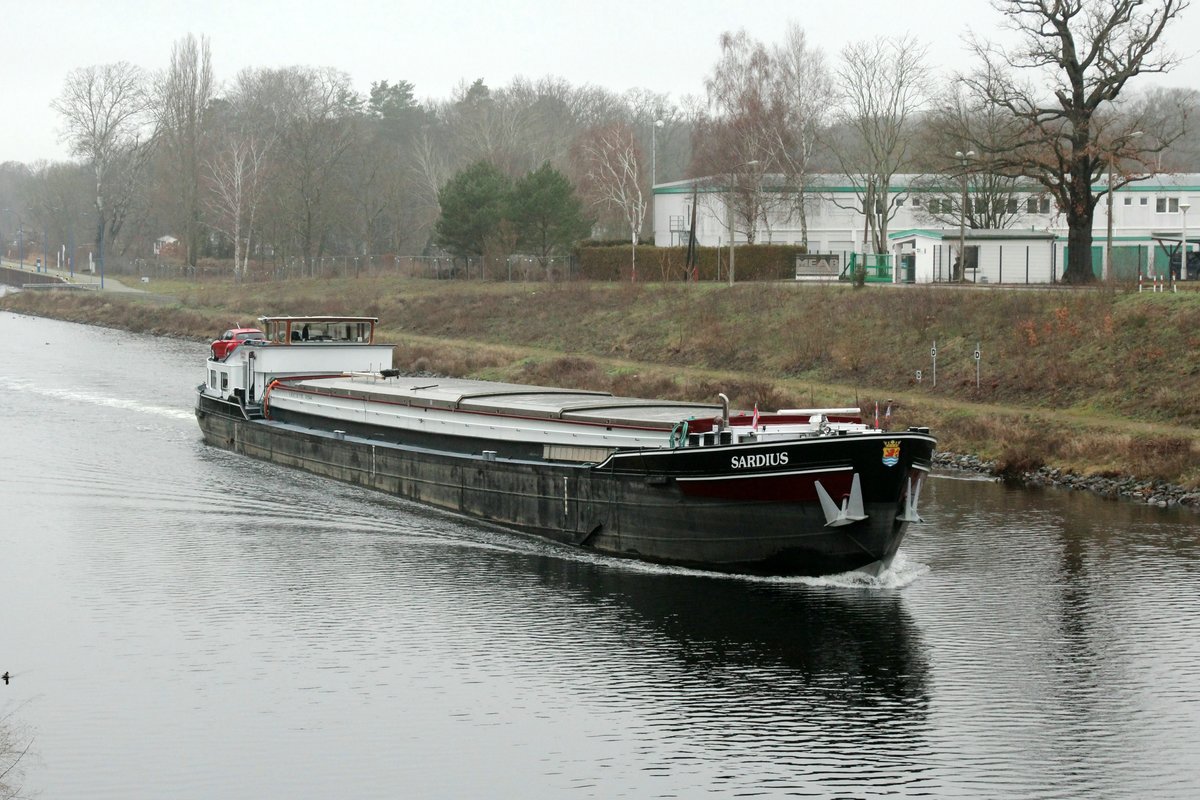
[651,173,1200,284]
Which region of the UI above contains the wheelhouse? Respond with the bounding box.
[261,316,377,344]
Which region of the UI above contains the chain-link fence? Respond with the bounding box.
[104,254,579,283]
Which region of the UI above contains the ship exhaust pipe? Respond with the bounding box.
[717,393,730,431]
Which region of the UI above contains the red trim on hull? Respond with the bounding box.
[676,469,854,502]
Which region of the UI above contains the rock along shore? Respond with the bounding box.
[934,452,1200,511]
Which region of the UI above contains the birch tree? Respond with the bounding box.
[831,36,930,255]
[693,30,779,245]
[770,23,834,250]
[575,122,646,279]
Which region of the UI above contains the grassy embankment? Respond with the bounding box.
[3,277,1198,488]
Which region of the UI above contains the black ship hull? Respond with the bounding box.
[196,391,935,577]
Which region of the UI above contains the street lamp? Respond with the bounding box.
[651,118,664,245]
[955,150,975,282]
[96,198,105,290]
[1180,199,1191,283]
[1105,130,1142,281]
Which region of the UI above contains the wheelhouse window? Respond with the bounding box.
[263,318,376,344]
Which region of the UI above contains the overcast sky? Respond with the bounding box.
[5,0,1200,164]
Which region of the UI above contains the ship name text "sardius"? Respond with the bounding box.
[731,452,789,470]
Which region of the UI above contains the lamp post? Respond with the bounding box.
[651,118,663,245]
[1181,199,1191,283]
[955,150,975,282]
[96,195,105,290]
[18,223,24,270]
[1105,131,1142,281]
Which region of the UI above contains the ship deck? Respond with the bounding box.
[290,375,725,431]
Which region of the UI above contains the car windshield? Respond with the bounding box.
[237,331,264,341]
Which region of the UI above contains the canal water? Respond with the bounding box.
[2,310,1199,799]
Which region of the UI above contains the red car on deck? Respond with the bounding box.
[210,327,266,361]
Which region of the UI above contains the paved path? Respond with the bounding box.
[0,258,143,292]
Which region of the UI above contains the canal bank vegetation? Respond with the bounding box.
[3,278,1198,492]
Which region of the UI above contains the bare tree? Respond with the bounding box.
[575,122,647,279]
[156,34,214,268]
[830,36,930,256]
[961,0,1189,283]
[204,127,273,276]
[266,67,359,274]
[912,86,1032,276]
[693,30,780,245]
[52,62,155,280]
[770,23,834,250]
[0,705,33,800]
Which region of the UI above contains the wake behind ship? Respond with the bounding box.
[195,316,936,576]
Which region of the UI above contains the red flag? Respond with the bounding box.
[752,404,760,431]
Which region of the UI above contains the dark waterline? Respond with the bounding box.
[2,311,1199,799]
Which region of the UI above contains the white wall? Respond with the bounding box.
[653,176,1200,266]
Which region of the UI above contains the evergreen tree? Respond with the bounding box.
[434,160,512,260]
[509,162,592,262]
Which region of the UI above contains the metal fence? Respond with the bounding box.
[103,254,579,283]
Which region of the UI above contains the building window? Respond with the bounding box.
[912,196,922,206]
[1027,196,1051,214]
[1007,198,1018,214]
[1157,197,1180,213]
[1124,196,1132,205]
[1140,197,1148,205]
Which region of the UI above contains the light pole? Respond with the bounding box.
[955,150,975,282]
[1105,131,1142,281]
[1180,199,1191,283]
[651,118,663,245]
[96,196,105,290]
[18,223,24,270]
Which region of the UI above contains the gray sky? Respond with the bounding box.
[5,0,1200,164]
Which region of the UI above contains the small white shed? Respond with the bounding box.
[889,229,1060,284]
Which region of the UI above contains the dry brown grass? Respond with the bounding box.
[5,277,1200,487]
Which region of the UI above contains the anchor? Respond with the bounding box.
[815,473,868,527]
[897,475,925,523]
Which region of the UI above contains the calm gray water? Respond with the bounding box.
[2,310,1199,799]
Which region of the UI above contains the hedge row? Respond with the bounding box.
[575,244,810,282]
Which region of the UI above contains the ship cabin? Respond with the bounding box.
[201,315,393,410]
[261,315,377,344]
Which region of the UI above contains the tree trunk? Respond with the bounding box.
[1063,165,1098,283]
[1064,213,1096,283]
[797,180,809,251]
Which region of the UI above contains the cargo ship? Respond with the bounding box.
[195,315,935,576]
